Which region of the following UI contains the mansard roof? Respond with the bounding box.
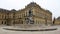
[11,9,16,11]
[27,2,38,6]
[45,10,52,14]
[0,8,15,13]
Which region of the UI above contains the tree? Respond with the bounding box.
[53,17,55,24]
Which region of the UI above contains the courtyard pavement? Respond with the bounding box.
[0,25,60,34]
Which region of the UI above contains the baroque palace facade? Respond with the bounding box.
[0,2,52,25]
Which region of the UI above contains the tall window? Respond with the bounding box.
[29,9,33,16]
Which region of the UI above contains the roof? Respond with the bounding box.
[25,2,41,8]
[26,2,52,14]
[0,8,15,13]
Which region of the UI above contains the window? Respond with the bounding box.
[5,15,6,19]
[2,21,3,24]
[4,21,6,24]
[29,9,33,16]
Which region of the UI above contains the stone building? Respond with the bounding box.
[0,2,52,26]
[54,17,60,25]
[0,9,16,25]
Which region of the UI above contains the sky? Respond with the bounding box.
[0,0,60,18]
